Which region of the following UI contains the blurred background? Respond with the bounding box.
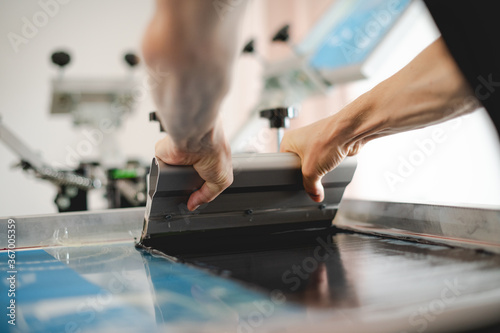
[1,0,499,217]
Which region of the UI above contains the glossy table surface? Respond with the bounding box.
[2,228,500,333]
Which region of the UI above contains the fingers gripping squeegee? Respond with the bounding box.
[139,153,356,254]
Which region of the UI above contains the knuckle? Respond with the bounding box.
[225,170,234,185]
[301,163,318,180]
[212,164,233,188]
[154,141,164,156]
[215,172,232,189]
[202,185,223,203]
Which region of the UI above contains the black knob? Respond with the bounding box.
[260,107,296,129]
[124,53,140,67]
[149,111,165,132]
[51,51,71,68]
[272,24,290,43]
[149,111,158,122]
[242,39,255,54]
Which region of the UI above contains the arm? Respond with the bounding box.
[280,37,480,202]
[142,0,247,211]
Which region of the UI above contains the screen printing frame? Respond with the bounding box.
[1,200,500,333]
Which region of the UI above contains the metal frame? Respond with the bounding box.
[0,207,144,250]
[335,199,500,254]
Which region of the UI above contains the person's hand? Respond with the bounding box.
[280,114,362,203]
[281,38,480,203]
[155,120,233,211]
[142,0,247,212]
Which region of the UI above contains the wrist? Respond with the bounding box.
[328,90,387,148]
[167,128,213,154]
[155,70,229,152]
[169,120,227,154]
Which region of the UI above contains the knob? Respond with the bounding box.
[149,111,165,132]
[242,39,255,54]
[124,52,140,68]
[271,24,290,43]
[259,106,297,128]
[260,106,298,150]
[51,51,71,68]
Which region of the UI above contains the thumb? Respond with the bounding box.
[302,172,325,202]
[187,181,217,211]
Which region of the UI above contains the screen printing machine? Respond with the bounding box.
[2,1,500,332]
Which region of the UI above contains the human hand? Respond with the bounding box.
[280,113,363,203]
[155,120,233,211]
[281,38,479,204]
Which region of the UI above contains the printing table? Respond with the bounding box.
[1,200,500,333]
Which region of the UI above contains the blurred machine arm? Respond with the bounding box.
[0,115,99,212]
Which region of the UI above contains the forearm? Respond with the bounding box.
[280,38,480,202]
[333,37,479,150]
[153,67,229,152]
[142,0,246,151]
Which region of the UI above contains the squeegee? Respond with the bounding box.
[138,153,356,255]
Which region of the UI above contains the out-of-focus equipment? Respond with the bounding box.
[232,0,416,152]
[0,115,100,212]
[0,115,148,212]
[149,111,165,132]
[106,160,148,208]
[272,24,290,43]
[0,50,150,212]
[49,50,140,166]
[51,51,71,69]
[242,39,255,54]
[47,49,149,210]
[124,52,140,68]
